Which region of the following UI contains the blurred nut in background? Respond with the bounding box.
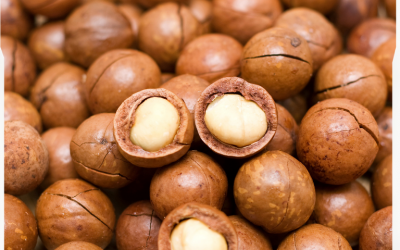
[121,0,190,9]
[20,0,80,19]
[1,0,33,40]
[189,0,213,35]
[371,155,392,210]
[374,107,392,165]
[118,4,143,48]
[280,0,338,15]
[278,94,308,124]
[359,206,392,249]
[384,0,396,19]
[55,241,102,250]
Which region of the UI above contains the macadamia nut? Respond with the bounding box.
[205,94,267,147]
[131,97,180,152]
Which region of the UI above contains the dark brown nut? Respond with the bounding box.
[347,18,396,58]
[277,224,352,249]
[234,150,315,234]
[5,194,38,250]
[189,0,212,35]
[4,91,42,133]
[359,206,392,250]
[36,179,116,250]
[176,34,243,83]
[161,74,210,149]
[280,0,338,14]
[229,215,273,250]
[371,155,392,210]
[161,73,176,83]
[20,0,80,18]
[150,151,228,219]
[297,98,379,185]
[1,0,32,40]
[384,0,396,19]
[40,127,78,190]
[65,1,134,68]
[371,37,395,98]
[211,0,282,45]
[374,107,392,165]
[275,8,342,71]
[314,54,387,117]
[138,2,200,72]
[263,104,298,155]
[158,202,238,250]
[118,4,143,48]
[330,0,379,35]
[195,77,277,158]
[116,200,162,250]
[278,94,308,124]
[30,62,90,129]
[84,49,161,114]
[71,113,140,189]
[311,181,375,246]
[120,0,189,9]
[241,27,313,101]
[27,21,67,70]
[5,121,49,196]
[114,88,194,168]
[2,35,37,97]
[55,241,102,250]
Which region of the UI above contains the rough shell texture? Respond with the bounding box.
[158,202,238,250]
[55,241,102,250]
[5,194,38,250]
[1,0,32,40]
[374,107,392,164]
[297,98,379,185]
[359,206,392,250]
[116,200,161,250]
[234,150,316,234]
[150,151,228,219]
[280,0,338,14]
[20,0,80,18]
[85,49,161,114]
[371,37,395,97]
[371,155,392,210]
[176,34,243,83]
[36,179,116,250]
[5,121,49,196]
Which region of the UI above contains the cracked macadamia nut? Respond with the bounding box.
[371,37,395,98]
[30,62,90,129]
[28,21,67,70]
[158,202,238,250]
[5,194,38,250]
[71,113,140,189]
[85,49,161,114]
[241,27,313,101]
[20,0,80,18]
[5,121,49,196]
[1,0,32,40]
[371,155,392,210]
[297,98,379,185]
[234,150,316,234]
[55,241,102,250]
[65,1,134,68]
[2,35,37,97]
[189,0,212,35]
[347,18,396,58]
[150,151,228,219]
[374,107,392,165]
[176,34,243,83]
[195,77,277,158]
[114,88,194,168]
[116,200,161,250]
[278,224,352,250]
[40,127,78,189]
[311,181,375,246]
[211,0,283,44]
[5,91,42,133]
[138,2,200,72]
[36,179,116,250]
[359,206,392,249]
[314,54,387,117]
[275,8,342,71]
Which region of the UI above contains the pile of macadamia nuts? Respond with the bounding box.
[2,0,395,249]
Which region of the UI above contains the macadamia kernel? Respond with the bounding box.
[204,94,267,147]
[171,218,228,250]
[130,97,180,152]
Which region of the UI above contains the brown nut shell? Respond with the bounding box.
[234,150,316,234]
[371,37,395,97]
[278,94,308,124]
[195,77,277,158]
[20,0,80,18]
[384,0,396,19]
[150,151,228,219]
[371,155,392,210]
[359,206,392,250]
[114,88,194,168]
[280,0,338,15]
[121,0,189,9]
[297,98,379,185]
[71,113,140,189]
[158,202,238,250]
[116,200,161,250]
[5,194,38,250]
[189,0,212,35]
[5,121,49,196]
[277,224,352,250]
[36,179,116,250]
[118,4,143,48]
[374,107,392,165]
[55,241,102,250]
[1,0,32,40]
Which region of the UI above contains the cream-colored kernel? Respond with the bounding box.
[204,94,267,147]
[130,97,180,152]
[171,218,227,250]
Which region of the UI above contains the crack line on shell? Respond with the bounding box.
[36,71,67,110]
[10,39,17,92]
[71,188,99,198]
[74,160,133,180]
[46,193,112,231]
[306,40,332,50]
[71,140,130,164]
[145,210,154,249]
[195,66,241,77]
[314,75,382,94]
[192,157,212,206]
[71,141,101,147]
[243,54,310,64]
[28,0,59,11]
[178,4,185,51]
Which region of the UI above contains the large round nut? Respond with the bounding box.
[55,241,102,250]
[1,0,32,40]
[189,0,212,35]
[359,206,392,250]
[20,0,80,18]
[371,37,395,98]
[371,155,392,210]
